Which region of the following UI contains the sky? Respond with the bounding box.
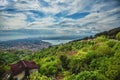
[0,0,120,41]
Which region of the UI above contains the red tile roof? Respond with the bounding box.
[10,60,38,76]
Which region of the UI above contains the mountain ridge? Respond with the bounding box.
[0,38,51,51]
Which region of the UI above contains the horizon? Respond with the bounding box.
[0,0,120,41]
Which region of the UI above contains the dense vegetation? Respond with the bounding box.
[0,30,120,80]
[29,34,120,80]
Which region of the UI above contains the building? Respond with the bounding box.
[10,60,38,80]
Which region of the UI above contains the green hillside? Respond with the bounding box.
[0,31,120,80]
[29,34,120,80]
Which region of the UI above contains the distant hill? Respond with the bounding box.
[95,27,120,38]
[73,27,120,42]
[0,38,51,51]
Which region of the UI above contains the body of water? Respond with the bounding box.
[43,40,73,45]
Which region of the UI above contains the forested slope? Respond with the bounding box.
[28,34,120,80]
[0,28,120,80]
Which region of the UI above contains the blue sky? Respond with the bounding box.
[0,0,120,41]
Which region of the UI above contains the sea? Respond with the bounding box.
[43,40,73,45]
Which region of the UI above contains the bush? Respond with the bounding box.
[68,57,89,74]
[116,32,120,40]
[60,55,69,70]
[91,43,101,50]
[105,50,120,80]
[105,65,120,80]
[106,40,117,48]
[63,74,76,80]
[113,41,120,52]
[82,47,88,52]
[95,36,108,42]
[30,71,52,80]
[95,44,112,57]
[74,71,108,80]
[39,56,60,76]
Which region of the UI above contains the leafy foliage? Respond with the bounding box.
[30,71,52,80]
[74,71,108,80]
[116,32,120,40]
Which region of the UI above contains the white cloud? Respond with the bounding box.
[14,0,40,10]
[0,0,8,6]
[0,12,27,30]
[26,16,56,29]
[0,0,120,39]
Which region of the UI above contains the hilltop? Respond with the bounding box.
[95,27,120,38]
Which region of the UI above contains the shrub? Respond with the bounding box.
[60,55,69,70]
[106,40,117,48]
[74,71,108,80]
[113,41,120,52]
[82,47,88,52]
[95,44,112,57]
[30,71,51,80]
[39,56,60,76]
[105,65,120,80]
[116,32,120,40]
[95,36,108,42]
[63,74,76,80]
[68,57,89,74]
[105,50,120,80]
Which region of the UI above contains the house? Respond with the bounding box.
[10,60,38,80]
